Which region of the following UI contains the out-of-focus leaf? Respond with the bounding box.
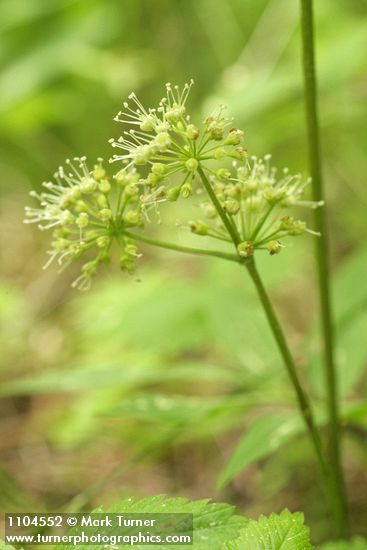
[60,495,246,550]
[0,360,238,396]
[318,538,367,550]
[226,509,313,550]
[218,412,304,488]
[308,246,367,397]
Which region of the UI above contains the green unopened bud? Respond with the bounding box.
[226,184,242,199]
[98,179,111,193]
[75,200,88,213]
[125,183,139,198]
[96,235,110,248]
[154,131,171,150]
[139,115,155,132]
[224,200,240,215]
[205,117,223,141]
[167,186,181,201]
[115,171,132,186]
[229,147,247,161]
[98,208,112,223]
[76,212,89,228]
[224,128,244,146]
[237,241,254,258]
[119,253,135,274]
[123,210,143,227]
[151,163,166,176]
[279,216,306,235]
[93,164,106,180]
[145,173,160,187]
[189,220,209,235]
[186,124,199,140]
[263,187,285,204]
[213,148,226,160]
[267,240,283,255]
[96,194,108,209]
[216,168,231,181]
[125,243,139,256]
[180,181,193,198]
[52,238,70,252]
[80,177,97,193]
[185,158,198,172]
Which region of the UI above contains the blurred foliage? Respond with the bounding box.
[0,0,367,546]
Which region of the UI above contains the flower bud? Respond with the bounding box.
[216,168,231,181]
[189,220,209,235]
[139,115,155,132]
[185,158,198,172]
[237,241,254,258]
[154,132,171,150]
[180,181,193,198]
[80,177,97,193]
[93,164,106,180]
[125,243,139,256]
[186,124,199,140]
[267,240,283,255]
[123,210,143,227]
[98,208,112,223]
[151,163,166,176]
[213,148,226,160]
[98,179,111,193]
[76,212,89,228]
[167,186,181,202]
[125,183,139,198]
[224,200,240,215]
[97,194,108,209]
[120,254,135,274]
[224,128,244,145]
[97,235,110,248]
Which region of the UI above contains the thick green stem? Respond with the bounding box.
[124,230,240,263]
[245,256,344,532]
[300,0,349,537]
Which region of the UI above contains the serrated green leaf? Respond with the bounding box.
[226,509,313,550]
[218,413,305,488]
[318,538,367,550]
[60,495,246,550]
[0,540,16,550]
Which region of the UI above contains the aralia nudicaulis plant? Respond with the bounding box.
[25,80,343,533]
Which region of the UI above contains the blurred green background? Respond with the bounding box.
[1,0,367,544]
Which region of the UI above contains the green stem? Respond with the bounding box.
[300,0,348,537]
[198,166,241,246]
[245,256,344,532]
[124,230,240,263]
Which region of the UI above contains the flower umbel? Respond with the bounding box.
[109,80,246,208]
[27,80,323,289]
[24,157,143,289]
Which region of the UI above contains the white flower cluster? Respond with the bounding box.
[25,80,322,289]
[109,80,246,206]
[187,154,322,257]
[25,157,143,289]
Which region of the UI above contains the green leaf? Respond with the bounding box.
[0,541,16,550]
[226,509,313,550]
[318,538,367,550]
[0,360,235,397]
[218,413,304,488]
[60,495,246,550]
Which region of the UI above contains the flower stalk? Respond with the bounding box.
[300,0,349,537]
